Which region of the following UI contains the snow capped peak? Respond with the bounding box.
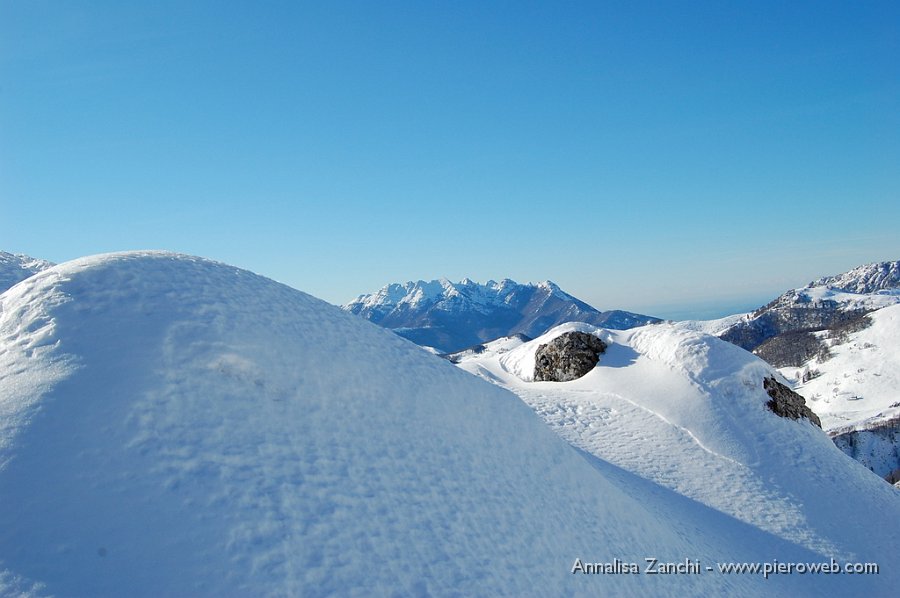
[0,250,54,293]
[343,278,660,352]
[2,250,833,596]
[536,279,575,301]
[809,260,900,294]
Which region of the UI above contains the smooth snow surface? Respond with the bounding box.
[3,251,824,597]
[674,312,751,336]
[458,322,900,594]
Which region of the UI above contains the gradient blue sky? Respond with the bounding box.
[2,1,897,319]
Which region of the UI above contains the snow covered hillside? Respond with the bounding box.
[3,251,840,596]
[776,304,900,479]
[780,304,900,433]
[677,261,900,478]
[344,277,659,353]
[0,251,53,293]
[715,261,900,354]
[457,322,900,592]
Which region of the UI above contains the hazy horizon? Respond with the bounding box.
[2,2,897,314]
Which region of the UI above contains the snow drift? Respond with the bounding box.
[458,322,900,592]
[0,251,813,596]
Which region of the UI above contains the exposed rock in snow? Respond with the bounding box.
[456,321,900,593]
[685,262,900,476]
[887,468,900,485]
[534,331,607,382]
[2,251,803,597]
[763,377,822,428]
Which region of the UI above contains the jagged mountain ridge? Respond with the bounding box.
[0,251,54,293]
[718,260,900,355]
[344,278,660,353]
[810,261,900,294]
[689,260,900,482]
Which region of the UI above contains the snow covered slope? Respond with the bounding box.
[780,304,900,433]
[2,251,829,597]
[716,261,900,354]
[0,251,53,293]
[457,322,900,592]
[774,304,900,479]
[344,277,659,353]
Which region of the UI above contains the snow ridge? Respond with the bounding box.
[809,260,900,295]
[456,321,900,592]
[2,251,797,597]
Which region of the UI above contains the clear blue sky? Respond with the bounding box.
[2,1,897,319]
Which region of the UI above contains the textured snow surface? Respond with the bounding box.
[459,322,900,593]
[781,304,900,432]
[0,252,54,294]
[1,251,808,597]
[787,285,900,311]
[810,261,900,294]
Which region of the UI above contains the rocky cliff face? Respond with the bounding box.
[344,278,659,353]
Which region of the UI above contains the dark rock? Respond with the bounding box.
[762,377,822,428]
[887,468,900,485]
[534,332,607,382]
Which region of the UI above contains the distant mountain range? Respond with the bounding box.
[0,251,54,293]
[717,261,900,357]
[343,278,660,353]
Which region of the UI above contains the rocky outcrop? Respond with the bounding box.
[762,377,822,428]
[887,468,900,485]
[534,332,607,382]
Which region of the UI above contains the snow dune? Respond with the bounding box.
[459,322,900,593]
[0,251,812,596]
